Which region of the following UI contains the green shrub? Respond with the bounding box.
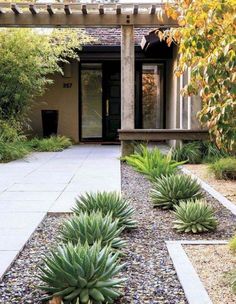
[59,212,126,250]
[229,235,236,252]
[210,157,236,180]
[124,145,186,181]
[171,142,202,164]
[0,120,26,142]
[73,192,137,229]
[173,200,218,233]
[0,141,30,162]
[201,141,229,163]
[39,242,125,303]
[28,135,72,152]
[150,174,203,209]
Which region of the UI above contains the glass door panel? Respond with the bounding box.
[81,64,102,139]
[142,64,164,129]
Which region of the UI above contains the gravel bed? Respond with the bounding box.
[0,164,235,304]
[184,244,236,304]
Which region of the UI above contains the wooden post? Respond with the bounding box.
[121,25,135,156]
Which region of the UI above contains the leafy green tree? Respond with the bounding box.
[0,28,92,124]
[160,0,236,152]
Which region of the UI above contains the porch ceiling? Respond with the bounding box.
[0,2,178,27]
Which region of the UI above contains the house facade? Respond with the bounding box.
[29,27,202,143]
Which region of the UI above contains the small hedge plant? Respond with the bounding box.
[150,174,203,209]
[210,157,236,180]
[124,144,185,181]
[172,200,218,233]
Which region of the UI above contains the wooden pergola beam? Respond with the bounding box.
[99,4,104,15]
[81,4,87,15]
[0,2,178,27]
[133,4,138,15]
[11,4,21,15]
[64,4,72,16]
[29,4,38,15]
[149,5,156,15]
[116,4,121,15]
[47,4,54,16]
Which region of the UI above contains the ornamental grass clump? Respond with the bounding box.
[171,142,202,164]
[124,144,186,181]
[28,135,72,152]
[38,242,125,303]
[210,157,236,180]
[150,174,203,209]
[173,200,218,233]
[59,211,126,250]
[73,191,137,229]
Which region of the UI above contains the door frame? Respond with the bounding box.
[79,59,167,143]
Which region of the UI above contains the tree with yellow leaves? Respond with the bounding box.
[159,0,236,152]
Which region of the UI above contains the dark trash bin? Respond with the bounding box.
[41,110,59,137]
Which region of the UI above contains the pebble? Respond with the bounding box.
[0,164,235,303]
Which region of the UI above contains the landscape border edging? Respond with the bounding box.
[181,167,236,216]
[166,240,228,304]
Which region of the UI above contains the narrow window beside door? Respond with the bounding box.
[81,63,103,139]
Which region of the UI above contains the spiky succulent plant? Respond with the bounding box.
[150,174,203,209]
[38,242,125,303]
[72,191,137,229]
[173,200,218,233]
[59,211,126,249]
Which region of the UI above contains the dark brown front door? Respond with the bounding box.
[103,63,121,141]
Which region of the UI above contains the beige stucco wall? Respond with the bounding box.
[29,60,79,142]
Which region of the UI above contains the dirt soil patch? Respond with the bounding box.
[184,244,236,304]
[184,164,236,204]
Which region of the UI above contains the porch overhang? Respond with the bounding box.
[0,3,178,27]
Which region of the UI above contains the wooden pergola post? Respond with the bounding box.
[121,25,135,157]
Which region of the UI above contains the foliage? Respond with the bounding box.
[124,145,186,181]
[73,192,137,229]
[161,0,236,151]
[59,212,126,250]
[0,120,25,142]
[0,28,92,124]
[201,141,229,163]
[0,141,30,162]
[38,242,125,303]
[28,136,72,152]
[171,142,202,164]
[150,174,203,209]
[173,200,218,233]
[210,157,236,180]
[229,270,236,293]
[229,235,236,252]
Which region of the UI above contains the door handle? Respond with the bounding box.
[106,99,109,116]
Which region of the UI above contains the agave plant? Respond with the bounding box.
[59,211,126,249]
[150,174,203,209]
[124,144,186,181]
[38,242,125,303]
[173,200,218,233]
[72,191,137,229]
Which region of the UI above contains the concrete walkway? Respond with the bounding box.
[0,145,121,279]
